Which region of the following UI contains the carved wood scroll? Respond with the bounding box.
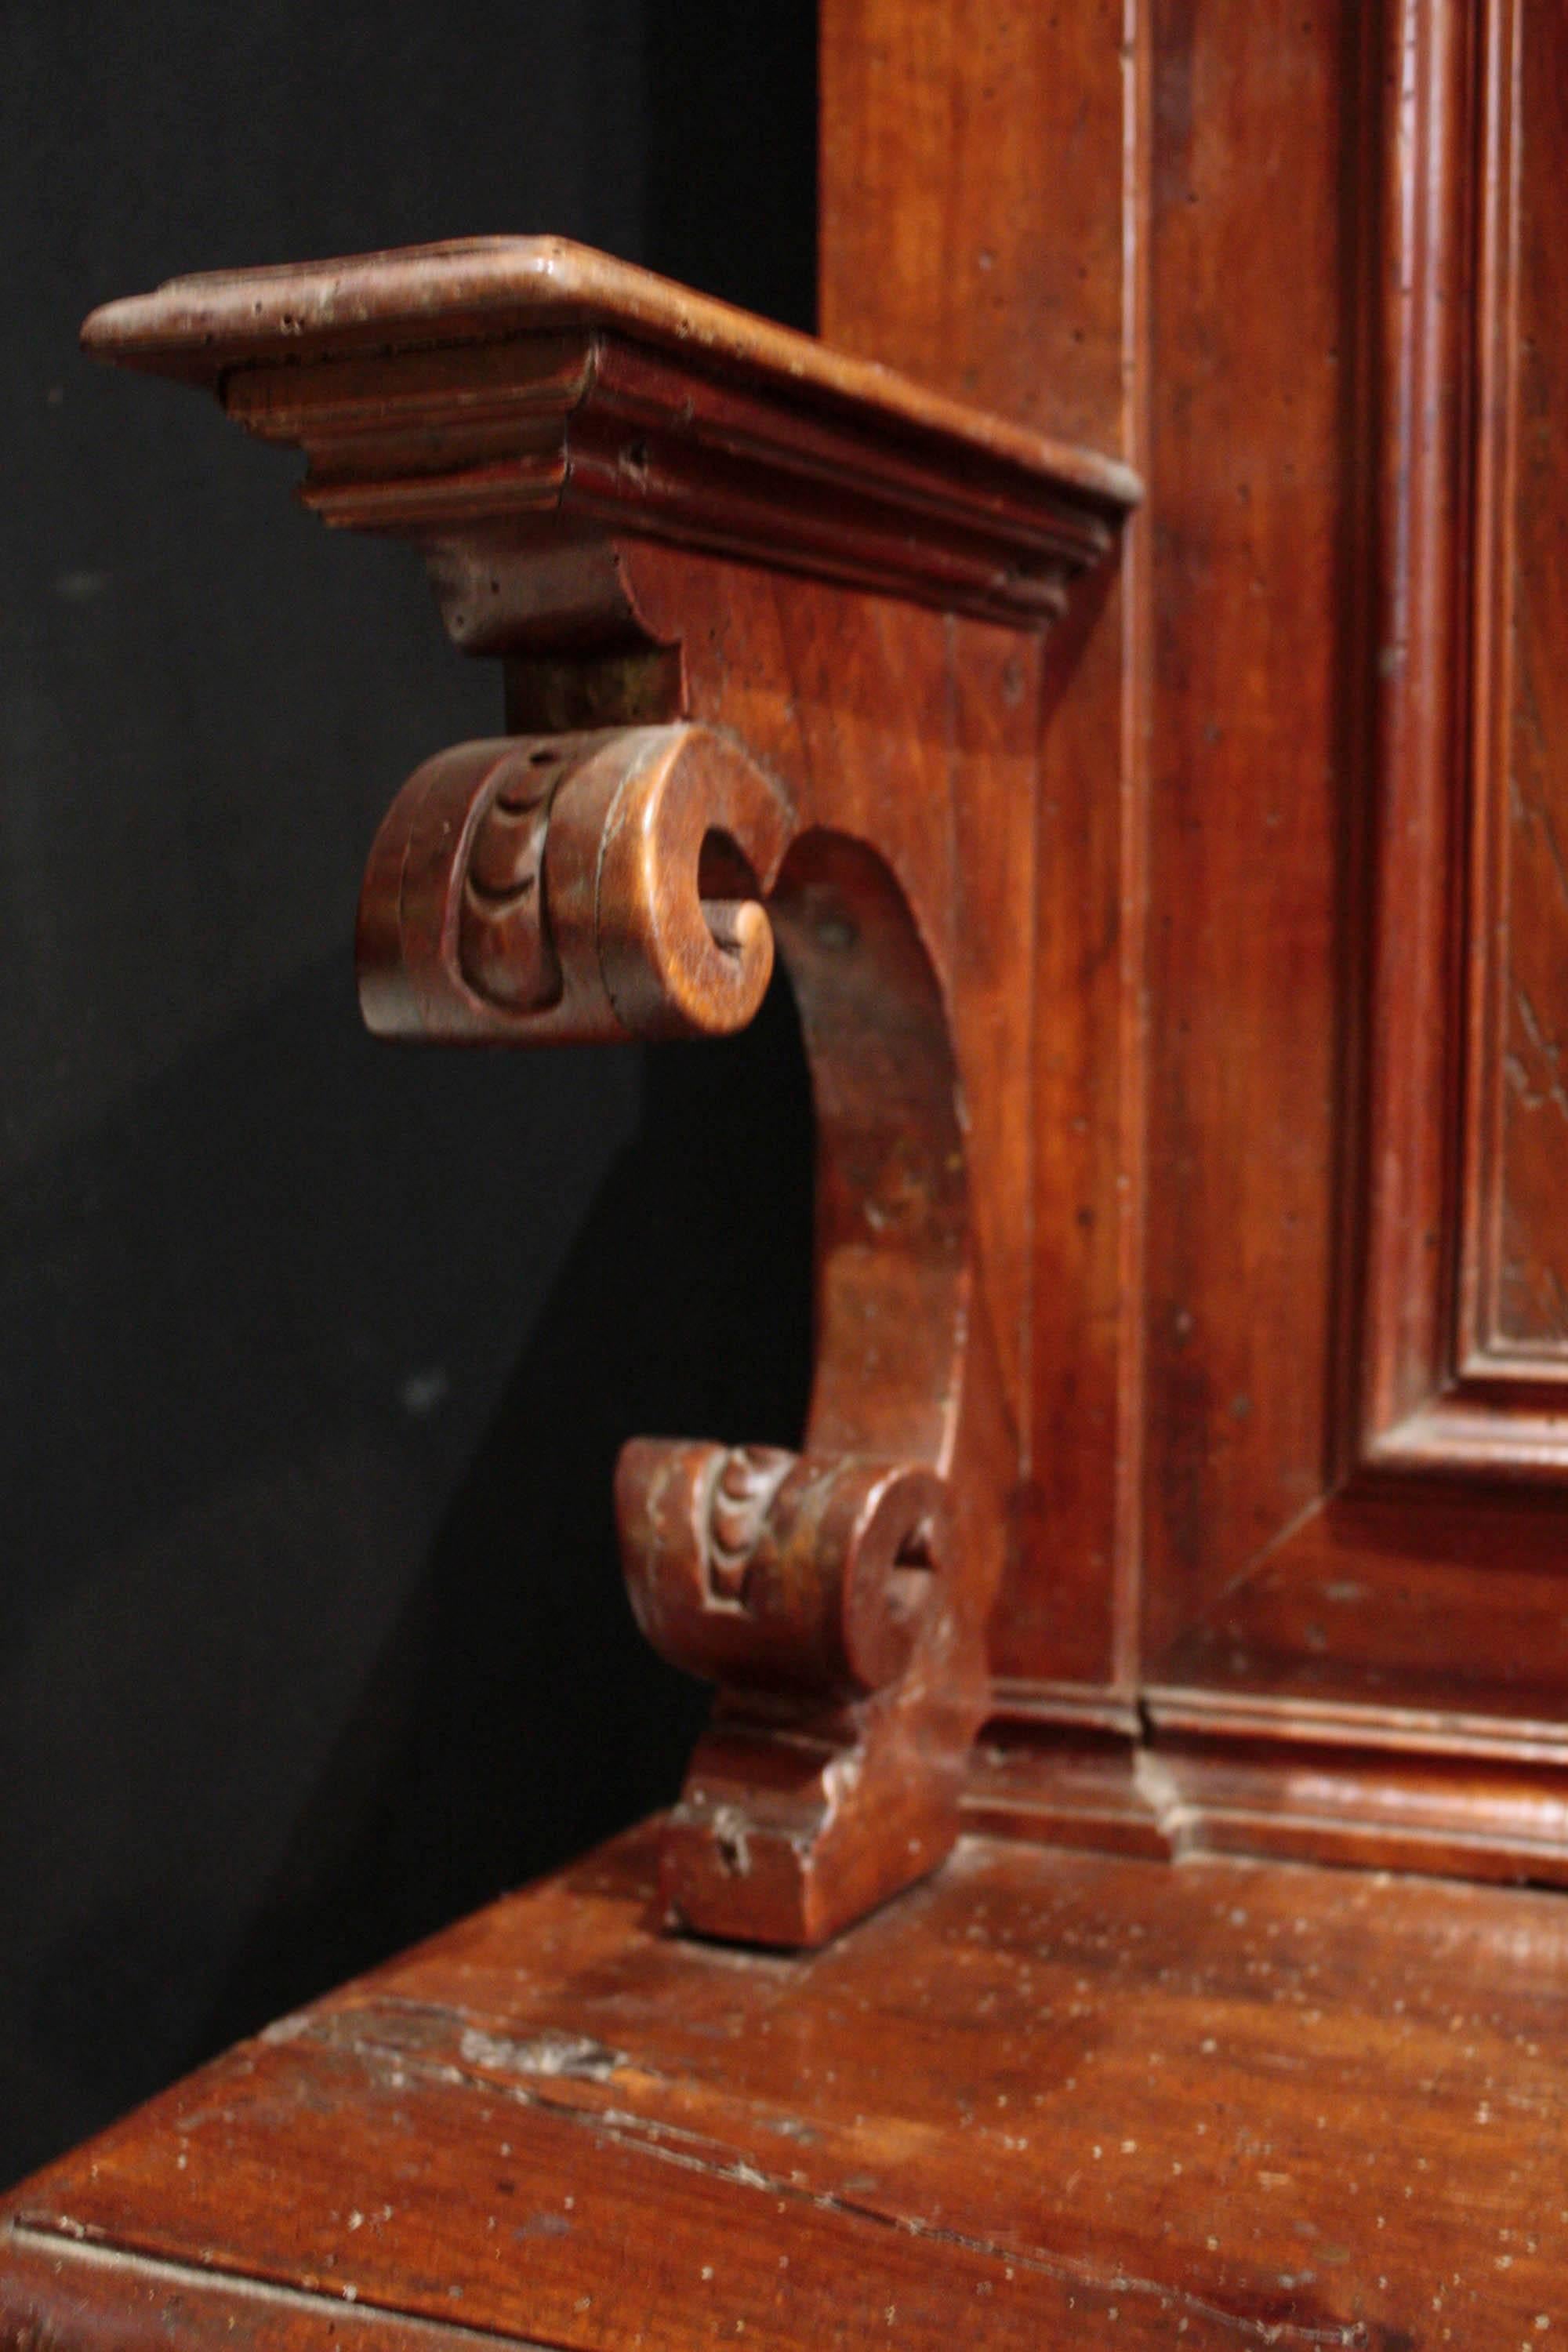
[83,238,1137,1944]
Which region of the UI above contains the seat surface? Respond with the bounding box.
[4,1824,1566,2350]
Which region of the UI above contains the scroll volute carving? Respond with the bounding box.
[356,724,789,1046]
[82,238,1137,1946]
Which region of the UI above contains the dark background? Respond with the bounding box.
[1,0,818,2188]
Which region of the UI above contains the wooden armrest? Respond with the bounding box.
[79,238,1136,1949]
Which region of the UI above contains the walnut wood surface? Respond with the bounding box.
[1135,0,1568,1759]
[81,238,1136,633]
[79,236,1138,501]
[823,0,1568,1874]
[26,9,1568,2347]
[7,1825,1568,2350]
[89,0,1568,1892]
[72,0,1568,1893]
[822,0,1149,1716]
[1457,0,1568,1364]
[80,220,1141,1942]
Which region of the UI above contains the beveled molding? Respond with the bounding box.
[966,1684,1568,1891]
[83,237,1137,637]
[1358,0,1568,1486]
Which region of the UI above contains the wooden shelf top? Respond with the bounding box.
[82,236,1141,514]
[81,241,1138,633]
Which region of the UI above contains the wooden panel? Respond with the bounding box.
[824,0,1568,1809]
[1139,0,1568,1784]
[1142,0,1367,1659]
[0,2234,519,2352]
[821,0,1149,1700]
[1360,0,1568,1471]
[9,1824,1568,2350]
[1356,0,1475,1451]
[818,0,1127,445]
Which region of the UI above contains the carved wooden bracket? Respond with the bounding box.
[84,238,1138,1944]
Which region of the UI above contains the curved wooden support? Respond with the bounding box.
[593,826,995,1945]
[361,745,1006,1946]
[357,724,791,1045]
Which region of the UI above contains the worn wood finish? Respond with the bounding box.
[67,0,1568,1906]
[82,240,1135,636]
[24,15,1568,2345]
[1353,0,1568,1476]
[1457,0,1568,1370]
[82,238,1136,1945]
[9,1824,1568,2350]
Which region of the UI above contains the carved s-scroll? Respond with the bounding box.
[616,1440,949,1700]
[352,720,1002,1949]
[357,724,792,1045]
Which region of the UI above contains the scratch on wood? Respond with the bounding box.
[456,2028,624,2084]
[325,2023,1371,2348]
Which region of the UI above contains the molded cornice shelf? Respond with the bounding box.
[83,237,1138,633]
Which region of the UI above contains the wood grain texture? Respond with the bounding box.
[78,238,1135,495]
[8,1824,1568,2350]
[80,238,1136,634]
[1130,0,1568,1804]
[64,0,1568,2090]
[28,17,1568,2350]
[822,0,1149,1705]
[820,0,1568,1855]
[1141,0,1359,1663]
[1357,0,1568,1477]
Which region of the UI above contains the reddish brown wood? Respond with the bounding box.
[818,0,1568,1875]
[30,16,1568,2346]
[1303,0,1568,1489]
[71,0,1568,1907]
[9,1824,1568,2350]
[82,238,1135,1946]
[1123,0,1568,1814]
[1460,0,1568,1367]
[67,0,1568,1879]
[82,241,1135,636]
[822,0,1149,1713]
[1355,0,1475,1457]
[356,726,789,1046]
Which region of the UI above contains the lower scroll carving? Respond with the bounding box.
[615,1443,960,1943]
[357,728,1011,1945]
[616,1443,947,1698]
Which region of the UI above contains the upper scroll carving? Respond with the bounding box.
[358,725,791,1046]
[81,238,1141,637]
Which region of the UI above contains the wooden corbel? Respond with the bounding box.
[84,239,1138,1946]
